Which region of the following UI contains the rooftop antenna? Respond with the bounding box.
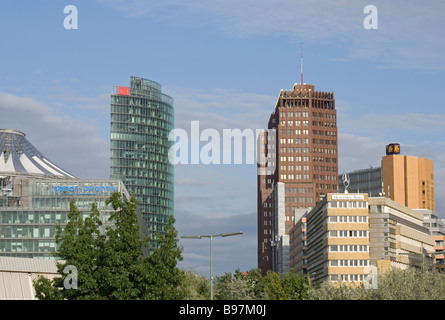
[300,42,303,85]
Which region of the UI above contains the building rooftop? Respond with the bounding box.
[0,129,75,179]
[0,256,59,300]
[0,256,58,274]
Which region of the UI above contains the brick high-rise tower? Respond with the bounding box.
[257,83,338,274]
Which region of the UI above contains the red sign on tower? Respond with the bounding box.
[117,86,129,95]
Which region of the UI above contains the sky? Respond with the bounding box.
[1,0,444,279]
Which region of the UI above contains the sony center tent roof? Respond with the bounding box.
[0,129,75,179]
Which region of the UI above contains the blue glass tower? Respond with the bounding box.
[110,77,174,252]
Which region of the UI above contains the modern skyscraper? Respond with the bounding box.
[110,77,175,252]
[257,83,338,274]
[382,145,435,211]
[339,144,436,211]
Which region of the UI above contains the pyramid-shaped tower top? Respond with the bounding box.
[0,129,75,178]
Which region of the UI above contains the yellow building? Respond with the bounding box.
[305,193,370,285]
[381,152,435,211]
[301,192,435,286]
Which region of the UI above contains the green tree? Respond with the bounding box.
[93,192,152,299]
[214,268,263,300]
[280,269,311,300]
[143,214,186,299]
[307,281,366,300]
[180,270,210,300]
[262,271,285,300]
[214,271,235,300]
[366,267,445,300]
[308,267,445,300]
[33,200,104,300]
[33,192,185,300]
[225,277,255,300]
[213,268,310,300]
[263,270,311,300]
[236,268,268,300]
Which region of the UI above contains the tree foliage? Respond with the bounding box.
[308,267,445,300]
[213,268,311,300]
[180,270,210,300]
[262,269,311,300]
[33,192,185,300]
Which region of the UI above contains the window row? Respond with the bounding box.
[0,209,112,224]
[312,112,336,119]
[279,111,309,117]
[313,174,337,181]
[330,274,367,282]
[280,165,310,171]
[329,201,368,209]
[285,197,314,203]
[286,187,314,193]
[312,130,336,136]
[111,98,173,115]
[280,156,337,163]
[328,230,368,238]
[329,245,368,252]
[282,99,310,108]
[313,156,337,163]
[279,129,309,135]
[328,215,368,223]
[312,139,337,146]
[316,184,338,190]
[280,148,310,154]
[313,165,336,171]
[279,138,310,144]
[280,174,310,180]
[329,259,369,267]
[110,121,173,136]
[312,121,336,128]
[0,240,57,253]
[312,148,337,154]
[280,156,310,162]
[280,120,309,127]
[110,167,173,180]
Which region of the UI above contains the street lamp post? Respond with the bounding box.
[181,231,243,300]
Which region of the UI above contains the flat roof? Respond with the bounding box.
[0,256,58,274]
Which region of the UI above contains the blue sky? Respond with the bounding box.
[1,1,445,279]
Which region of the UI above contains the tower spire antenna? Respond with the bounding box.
[300,42,303,85]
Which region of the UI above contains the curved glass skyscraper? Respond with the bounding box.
[110,77,174,252]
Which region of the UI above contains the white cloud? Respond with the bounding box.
[99,0,445,70]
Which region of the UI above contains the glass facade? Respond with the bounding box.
[110,76,174,253]
[0,178,131,258]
